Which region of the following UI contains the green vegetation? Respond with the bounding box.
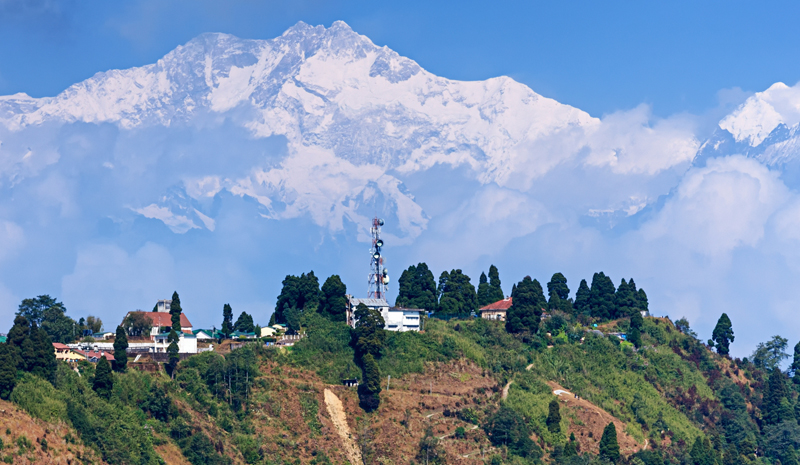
[396,262,438,310]
[1,266,798,465]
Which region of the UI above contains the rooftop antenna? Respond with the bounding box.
[368,217,389,299]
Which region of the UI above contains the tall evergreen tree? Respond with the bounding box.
[0,344,16,400]
[546,398,561,433]
[436,269,477,315]
[763,369,793,425]
[6,315,29,368]
[547,272,572,312]
[166,329,180,377]
[27,323,57,383]
[358,353,382,412]
[354,303,386,360]
[169,291,182,332]
[273,271,322,324]
[113,326,128,373]
[395,263,438,311]
[791,341,800,383]
[588,272,616,320]
[319,275,347,321]
[573,279,591,315]
[234,312,255,333]
[637,288,649,314]
[711,313,734,356]
[614,278,640,318]
[93,355,114,399]
[221,303,234,338]
[564,433,578,457]
[487,265,504,303]
[599,422,620,463]
[477,272,492,307]
[506,276,546,334]
[628,311,644,348]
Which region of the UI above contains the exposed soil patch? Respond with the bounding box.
[0,399,105,465]
[323,389,361,465]
[545,382,643,456]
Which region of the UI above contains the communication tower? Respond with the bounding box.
[368,217,389,299]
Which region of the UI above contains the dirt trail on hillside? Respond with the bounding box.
[323,389,362,465]
[545,381,643,455]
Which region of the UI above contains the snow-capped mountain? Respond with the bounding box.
[697,82,800,173]
[0,21,699,241]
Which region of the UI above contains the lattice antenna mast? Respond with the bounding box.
[368,217,389,299]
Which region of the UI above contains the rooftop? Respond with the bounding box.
[125,311,192,328]
[479,297,513,311]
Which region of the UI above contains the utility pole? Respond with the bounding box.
[387,374,391,391]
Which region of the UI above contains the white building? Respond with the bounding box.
[346,296,422,332]
[153,332,197,354]
[155,299,171,312]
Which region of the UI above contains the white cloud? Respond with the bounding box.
[133,204,200,234]
[641,156,790,256]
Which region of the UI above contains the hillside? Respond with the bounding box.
[1,311,793,465]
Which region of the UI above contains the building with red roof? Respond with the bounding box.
[122,311,193,340]
[479,297,512,321]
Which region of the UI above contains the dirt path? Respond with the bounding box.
[501,380,513,399]
[323,389,362,465]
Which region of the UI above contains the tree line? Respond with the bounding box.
[393,263,649,321]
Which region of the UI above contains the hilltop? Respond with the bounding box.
[2,305,794,465]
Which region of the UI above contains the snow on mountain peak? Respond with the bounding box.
[719,81,800,147]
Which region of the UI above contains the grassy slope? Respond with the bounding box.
[5,314,760,464]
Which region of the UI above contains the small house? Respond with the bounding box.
[92,331,115,340]
[192,329,214,341]
[342,378,359,388]
[52,343,83,362]
[122,311,193,340]
[260,326,277,337]
[153,332,197,354]
[479,297,512,321]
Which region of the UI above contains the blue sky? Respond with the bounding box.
[3,1,800,357]
[2,0,800,118]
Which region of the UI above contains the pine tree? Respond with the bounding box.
[27,323,57,383]
[169,291,182,332]
[599,422,620,462]
[477,272,492,307]
[711,313,734,356]
[354,304,386,359]
[574,279,591,315]
[319,275,347,321]
[436,269,477,316]
[628,311,644,348]
[358,353,381,412]
[166,329,180,377]
[234,312,255,333]
[506,276,545,334]
[221,303,234,338]
[547,272,572,312]
[0,344,16,400]
[395,263,437,311]
[588,272,616,320]
[546,398,561,433]
[763,369,793,425]
[614,278,639,318]
[564,433,578,457]
[792,341,800,384]
[274,271,322,323]
[637,288,649,314]
[93,355,114,399]
[487,265,504,303]
[113,326,128,373]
